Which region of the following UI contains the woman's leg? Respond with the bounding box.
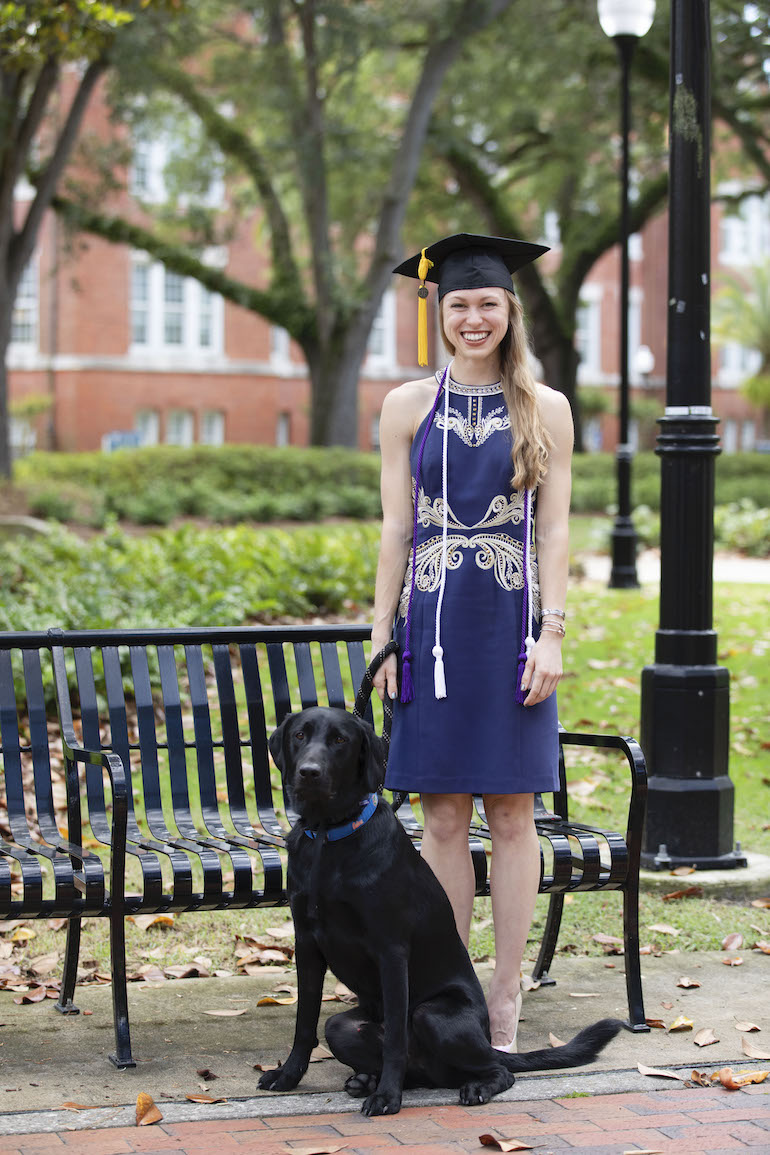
[420,793,475,946]
[483,792,540,1048]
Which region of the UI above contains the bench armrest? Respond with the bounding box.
[557,729,648,856]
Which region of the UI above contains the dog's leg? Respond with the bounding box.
[325,1009,382,1098]
[257,932,326,1093]
[410,997,515,1105]
[360,951,409,1116]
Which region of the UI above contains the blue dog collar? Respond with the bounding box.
[304,792,379,841]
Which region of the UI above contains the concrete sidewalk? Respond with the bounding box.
[0,949,768,1149]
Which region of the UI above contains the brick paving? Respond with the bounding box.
[3,1087,770,1155]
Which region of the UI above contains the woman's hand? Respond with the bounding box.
[520,633,563,706]
[372,644,399,702]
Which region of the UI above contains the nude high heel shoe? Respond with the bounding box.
[492,990,522,1054]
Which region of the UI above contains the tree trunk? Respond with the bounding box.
[0,299,12,478]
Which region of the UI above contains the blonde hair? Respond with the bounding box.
[439,291,552,491]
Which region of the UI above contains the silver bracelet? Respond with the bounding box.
[541,607,566,620]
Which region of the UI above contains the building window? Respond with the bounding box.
[166,409,194,446]
[719,194,770,267]
[575,293,602,381]
[366,290,396,370]
[719,341,762,387]
[11,259,38,346]
[135,408,160,446]
[130,130,224,209]
[130,254,224,356]
[200,409,225,446]
[722,418,738,454]
[276,412,291,447]
[270,325,291,366]
[742,420,757,451]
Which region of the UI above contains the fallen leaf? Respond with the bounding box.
[592,933,622,946]
[184,1093,228,1104]
[548,1032,565,1047]
[645,1018,667,1029]
[753,940,770,954]
[662,887,703,901]
[309,1045,334,1062]
[661,1001,674,1010]
[28,953,59,977]
[676,977,701,989]
[333,982,357,1003]
[256,995,297,1006]
[721,933,743,951]
[694,1028,719,1047]
[129,914,175,932]
[648,923,680,936]
[479,1136,534,1151]
[637,1062,683,1081]
[136,1092,163,1126]
[671,865,696,876]
[723,956,743,966]
[750,898,770,909]
[717,1066,769,1090]
[520,974,540,991]
[164,964,210,979]
[290,1147,347,1155]
[669,1015,694,1032]
[47,918,68,932]
[568,992,601,998]
[60,1102,98,1111]
[13,985,48,1004]
[10,927,35,943]
[265,924,294,940]
[741,1037,770,1060]
[202,1009,247,1017]
[734,1021,760,1032]
[690,1070,712,1086]
[622,1150,663,1155]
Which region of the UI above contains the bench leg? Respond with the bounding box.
[623,881,649,1032]
[108,911,135,1069]
[530,893,563,987]
[54,916,81,1016]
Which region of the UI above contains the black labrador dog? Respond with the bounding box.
[259,706,622,1116]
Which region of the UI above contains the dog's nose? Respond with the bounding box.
[298,762,322,780]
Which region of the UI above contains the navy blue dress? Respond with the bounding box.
[385,374,559,796]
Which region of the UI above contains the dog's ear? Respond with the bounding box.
[356,718,386,793]
[268,714,294,775]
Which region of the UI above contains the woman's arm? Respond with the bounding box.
[520,387,574,707]
[370,386,420,701]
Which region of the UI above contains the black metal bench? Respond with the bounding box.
[0,624,648,1071]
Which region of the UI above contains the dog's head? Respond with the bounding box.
[269,706,386,827]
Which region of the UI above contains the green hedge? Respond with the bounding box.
[9,445,770,525]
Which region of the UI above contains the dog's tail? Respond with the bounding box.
[500,1018,624,1074]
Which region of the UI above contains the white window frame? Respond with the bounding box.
[135,408,160,447]
[10,257,39,348]
[200,409,225,446]
[575,285,603,382]
[365,289,397,372]
[130,253,224,358]
[276,411,291,447]
[166,408,195,447]
[130,131,225,209]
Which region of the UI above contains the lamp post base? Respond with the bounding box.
[609,515,640,588]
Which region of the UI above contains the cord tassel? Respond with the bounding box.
[432,644,446,699]
[416,248,433,367]
[400,649,415,704]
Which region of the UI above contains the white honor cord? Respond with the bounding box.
[524,488,535,657]
[432,368,451,698]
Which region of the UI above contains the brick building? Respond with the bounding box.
[7,75,766,458]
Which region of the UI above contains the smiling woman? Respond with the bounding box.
[370,233,574,1054]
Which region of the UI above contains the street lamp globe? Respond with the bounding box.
[598,0,655,38]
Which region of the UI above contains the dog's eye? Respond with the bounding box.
[334,735,348,745]
[294,729,305,741]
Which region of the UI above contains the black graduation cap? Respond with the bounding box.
[393,233,549,365]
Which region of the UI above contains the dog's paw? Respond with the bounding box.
[345,1072,377,1098]
[459,1070,515,1106]
[257,1064,301,1092]
[362,1088,402,1116]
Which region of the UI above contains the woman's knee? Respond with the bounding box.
[483,793,536,843]
[421,793,473,844]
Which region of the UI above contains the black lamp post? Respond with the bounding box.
[598,0,655,589]
[639,0,746,870]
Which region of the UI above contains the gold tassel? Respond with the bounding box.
[417,248,433,367]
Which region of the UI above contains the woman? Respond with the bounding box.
[370,233,573,1053]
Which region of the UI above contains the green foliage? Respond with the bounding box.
[0,1,133,67]
[0,520,382,632]
[714,500,770,558]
